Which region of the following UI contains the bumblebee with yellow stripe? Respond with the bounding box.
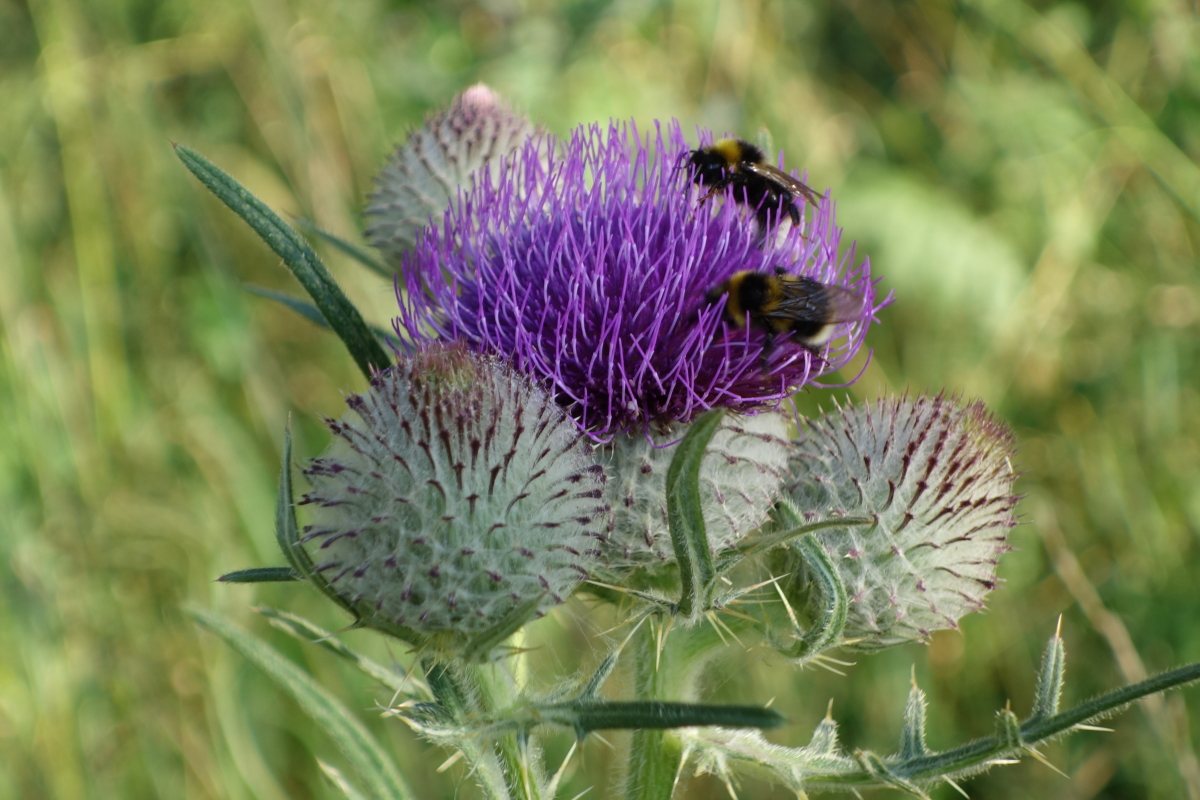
[687,138,821,229]
[706,268,864,356]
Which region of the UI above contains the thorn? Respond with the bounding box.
[910,664,918,690]
[771,575,802,635]
[945,777,970,798]
[566,788,593,800]
[818,655,856,667]
[437,750,465,773]
[1024,745,1069,778]
[547,740,578,797]
[1055,614,1063,639]
[826,698,835,720]
[709,611,744,646]
[655,615,675,673]
[764,696,776,708]
[740,572,791,594]
[810,655,848,676]
[717,606,760,625]
[705,612,732,646]
[1073,724,1114,733]
[590,732,615,752]
[518,738,534,800]
[720,770,740,799]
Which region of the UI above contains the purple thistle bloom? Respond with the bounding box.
[396,120,883,436]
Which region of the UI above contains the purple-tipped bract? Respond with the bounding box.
[396,120,881,435]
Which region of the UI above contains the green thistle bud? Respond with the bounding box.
[602,412,790,565]
[365,83,538,264]
[784,395,1018,650]
[300,344,608,656]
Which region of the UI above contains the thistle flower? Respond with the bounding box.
[394,119,881,436]
[783,395,1018,651]
[299,343,609,657]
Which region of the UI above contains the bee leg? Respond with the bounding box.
[698,177,731,204]
[786,201,801,227]
[760,330,776,370]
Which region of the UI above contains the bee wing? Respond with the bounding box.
[768,278,865,325]
[740,161,822,207]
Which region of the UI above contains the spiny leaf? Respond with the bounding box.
[176,144,391,379]
[293,217,392,277]
[1031,622,1066,720]
[243,284,400,348]
[899,674,930,760]
[218,566,300,583]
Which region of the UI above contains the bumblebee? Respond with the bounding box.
[706,268,864,352]
[686,138,821,229]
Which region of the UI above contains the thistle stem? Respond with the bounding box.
[897,659,1200,783]
[626,622,683,800]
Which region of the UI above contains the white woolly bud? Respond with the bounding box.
[785,395,1017,650]
[365,84,538,264]
[601,412,790,565]
[300,344,608,656]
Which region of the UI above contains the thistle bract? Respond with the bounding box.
[603,412,791,565]
[299,344,609,656]
[395,120,880,436]
[784,395,1018,650]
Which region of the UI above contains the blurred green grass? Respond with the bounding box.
[2,0,1199,797]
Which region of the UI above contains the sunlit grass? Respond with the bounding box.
[2,0,1198,797]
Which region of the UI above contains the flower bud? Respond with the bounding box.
[300,344,608,657]
[784,395,1017,650]
[365,84,538,264]
[602,412,790,565]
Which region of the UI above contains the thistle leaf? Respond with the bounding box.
[175,145,391,379]
[217,566,300,583]
[900,673,931,760]
[1031,622,1066,720]
[242,285,400,348]
[292,217,391,277]
[665,409,725,616]
[995,707,1023,750]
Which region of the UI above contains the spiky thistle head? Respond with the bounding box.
[299,343,609,658]
[783,394,1018,651]
[365,84,539,265]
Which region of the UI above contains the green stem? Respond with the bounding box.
[627,623,684,800]
[896,659,1200,783]
[426,661,534,800]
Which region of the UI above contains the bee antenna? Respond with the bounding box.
[675,149,696,171]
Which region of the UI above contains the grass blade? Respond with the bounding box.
[191,608,416,800]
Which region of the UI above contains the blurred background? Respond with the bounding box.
[2,0,1199,797]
